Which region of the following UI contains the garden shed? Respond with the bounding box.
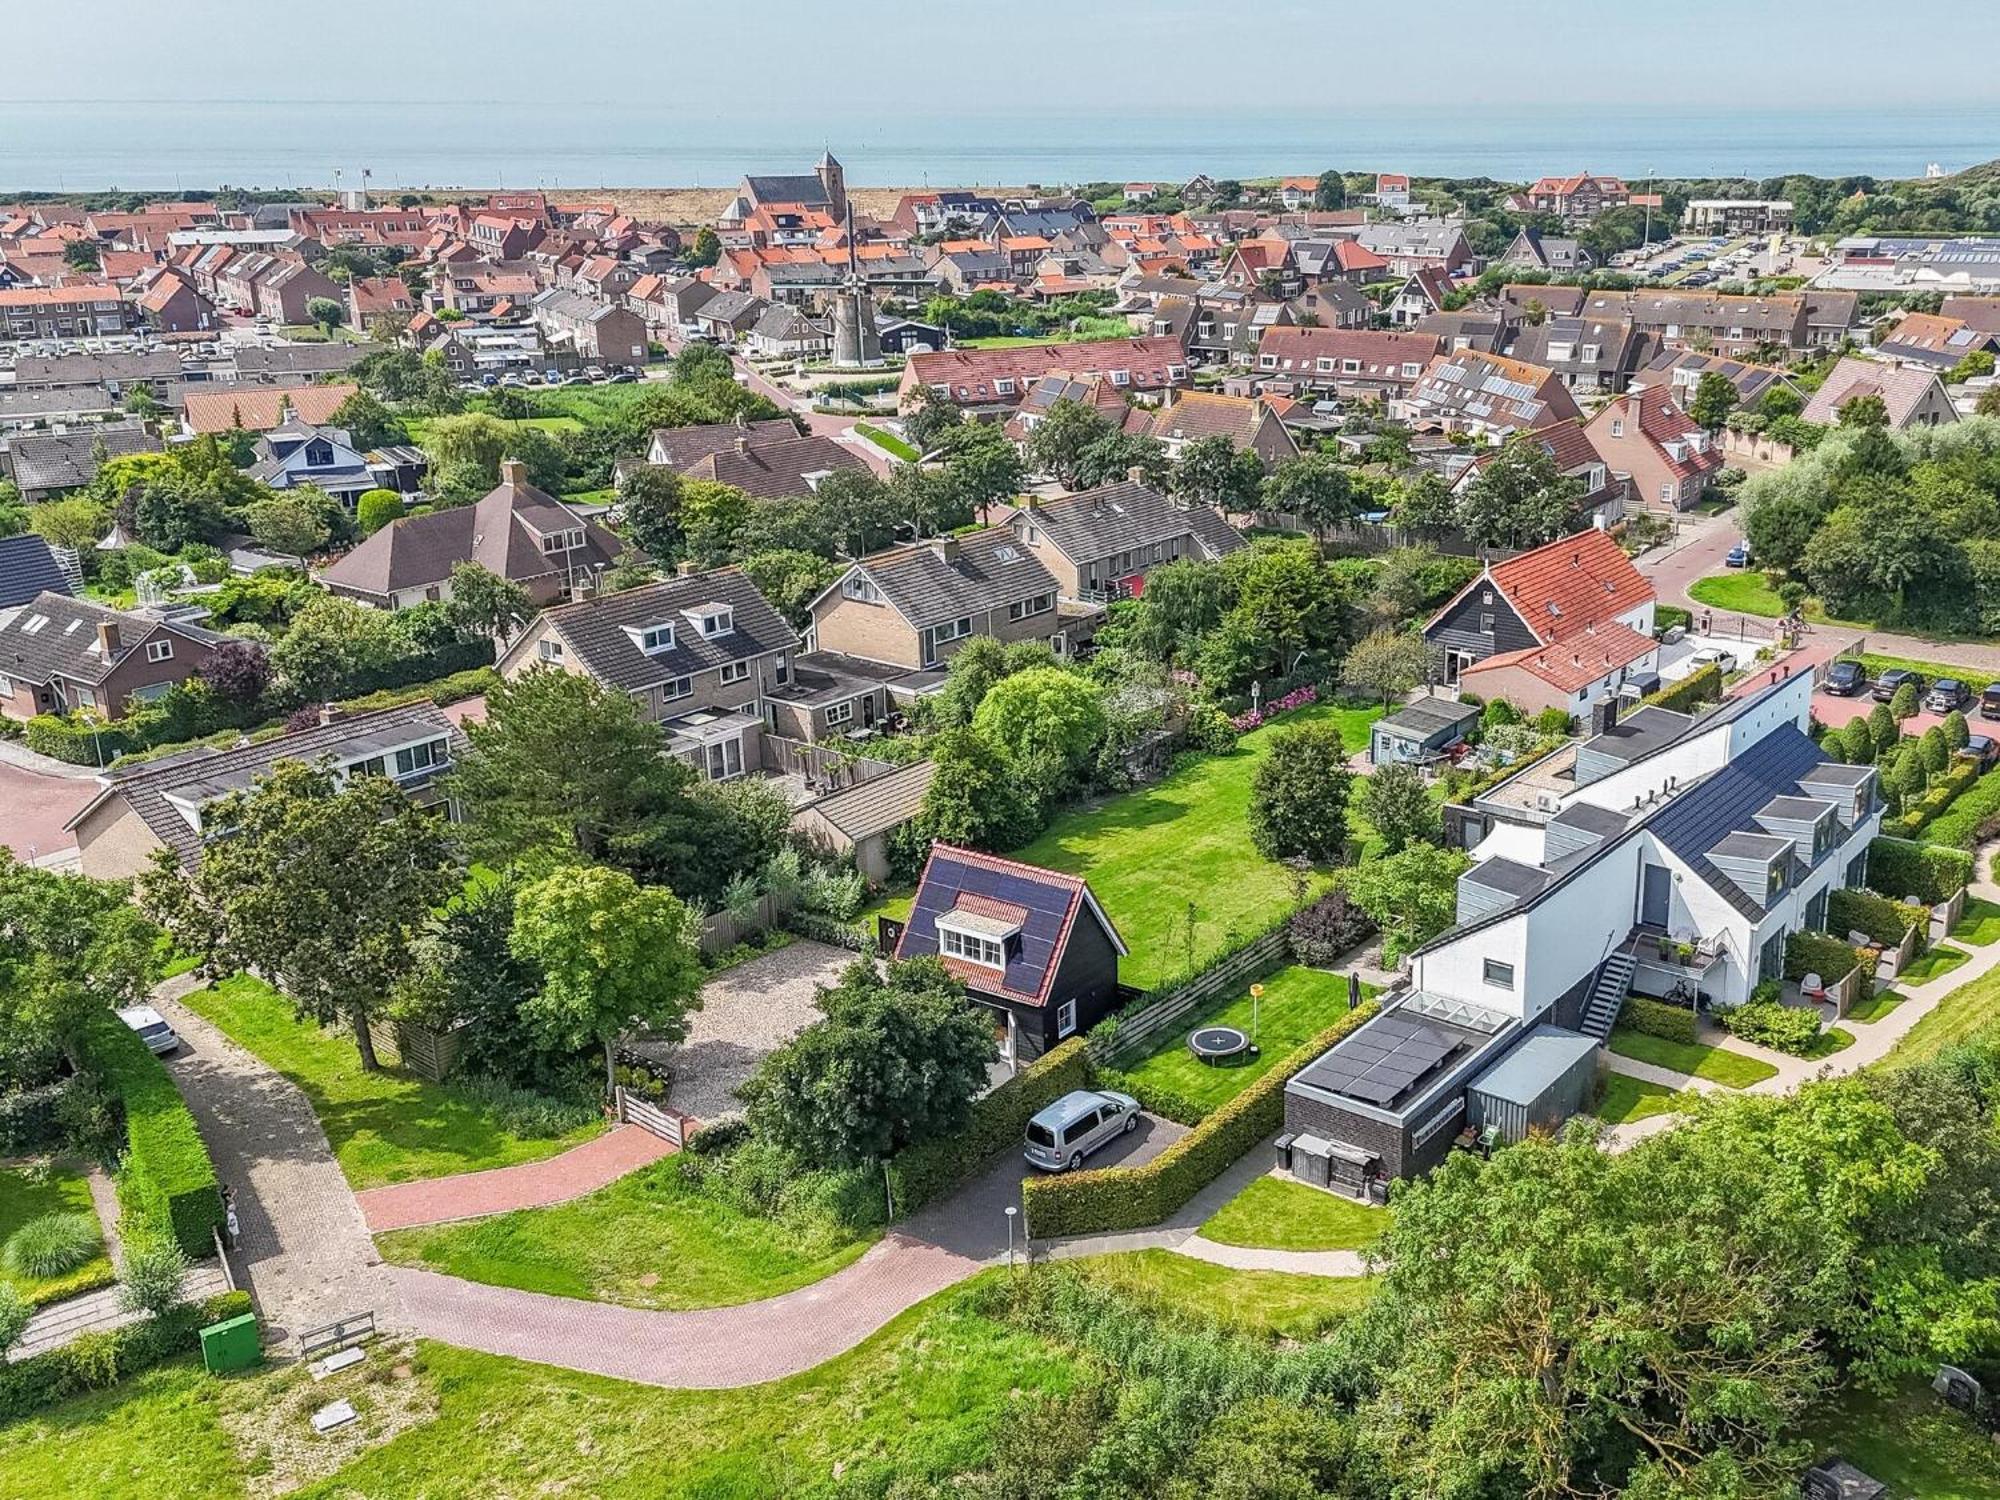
[1368,695,1480,768]
[1465,1024,1601,1144]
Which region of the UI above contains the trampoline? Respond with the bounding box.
[1188,1025,1253,1064]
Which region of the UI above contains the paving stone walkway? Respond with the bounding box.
[1173,1236,1369,1277]
[356,1124,678,1232]
[8,1262,230,1362]
[152,975,405,1343]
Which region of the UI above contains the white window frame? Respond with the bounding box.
[538,638,565,662]
[145,638,174,663]
[938,922,1007,969]
[1056,999,1078,1038]
[718,660,751,686]
[639,625,674,654]
[841,573,883,604]
[824,699,855,728]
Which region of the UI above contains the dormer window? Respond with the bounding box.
[625,622,675,654]
[689,607,733,638]
[541,528,585,554]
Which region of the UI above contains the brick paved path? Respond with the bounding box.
[8,1263,230,1362]
[152,976,405,1342]
[356,1124,678,1232]
[393,1232,977,1388]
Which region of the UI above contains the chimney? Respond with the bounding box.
[95,620,121,656]
[1589,694,1620,738]
[928,535,960,565]
[318,701,339,727]
[734,434,749,454]
[499,459,528,489]
[1127,464,1150,485]
[676,560,698,577]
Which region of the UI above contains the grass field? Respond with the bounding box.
[1075,1250,1375,1341]
[1112,965,1378,1116]
[523,382,661,424]
[179,975,602,1191]
[375,1159,875,1311]
[1589,1073,1684,1125]
[0,1164,114,1306]
[854,422,919,461]
[1893,964,2000,1062]
[1686,573,1867,627]
[1201,1176,1389,1252]
[0,1281,1086,1499]
[1955,898,2000,946]
[1846,987,1908,1024]
[1607,1027,1780,1088]
[1901,943,1972,985]
[959,318,1132,349]
[1800,1381,2000,1499]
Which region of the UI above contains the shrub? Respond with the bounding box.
[1827,886,1923,949]
[1720,1000,1824,1055]
[0,1077,78,1155]
[117,1240,189,1319]
[1288,888,1377,967]
[1644,663,1724,714]
[1783,930,1863,985]
[1531,707,1573,736]
[3,1213,101,1278]
[1021,1003,1377,1239]
[1868,835,1973,906]
[686,1117,750,1156]
[1617,995,1700,1045]
[0,1287,28,1356]
[887,1037,1092,1217]
[449,1073,599,1137]
[1480,698,1521,729]
[77,1010,221,1256]
[0,1290,250,1423]
[1183,703,1239,755]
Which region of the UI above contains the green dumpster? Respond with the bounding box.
[200,1313,261,1374]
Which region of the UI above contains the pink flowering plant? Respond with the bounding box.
[1230,683,1318,733]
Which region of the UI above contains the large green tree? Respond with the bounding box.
[445,560,534,643]
[971,667,1109,800]
[141,762,453,1069]
[1342,627,1431,704]
[1247,720,1355,864]
[918,727,1042,852]
[1456,437,1585,549]
[508,864,703,1094]
[1261,453,1355,547]
[1170,435,1265,513]
[0,854,158,1071]
[1360,761,1442,853]
[1341,841,1468,960]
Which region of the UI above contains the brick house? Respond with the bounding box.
[1520,173,1631,224]
[529,288,650,365]
[1584,385,1726,511]
[1254,327,1444,401]
[0,593,228,723]
[1131,390,1299,468]
[1007,479,1248,600]
[900,336,1188,415]
[0,285,135,339]
[1400,350,1584,443]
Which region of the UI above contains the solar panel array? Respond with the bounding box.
[1303,1012,1464,1108]
[904,854,1074,1000]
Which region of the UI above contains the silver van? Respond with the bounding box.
[1024,1089,1140,1172]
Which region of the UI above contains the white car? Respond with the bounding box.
[1688,647,1732,670]
[116,1005,182,1056]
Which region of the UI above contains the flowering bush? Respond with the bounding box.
[1230,683,1318,733]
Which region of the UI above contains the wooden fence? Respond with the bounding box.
[1094,925,1294,1066]
[762,734,900,794]
[616,1085,690,1147]
[698,894,778,957]
[364,1016,473,1084]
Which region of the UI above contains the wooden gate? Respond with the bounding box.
[615,1086,688,1147]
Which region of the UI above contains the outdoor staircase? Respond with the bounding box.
[1579,951,1637,1040]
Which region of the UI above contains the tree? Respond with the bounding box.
[269,593,399,702]
[508,864,702,1095]
[1248,721,1355,864]
[1341,841,1468,959]
[1759,382,1806,419]
[62,239,100,272]
[141,762,453,1069]
[1342,627,1430,704]
[1024,398,1116,489]
[743,956,996,1170]
[1690,370,1739,430]
[932,635,1013,728]
[1742,489,1824,573]
[1919,723,1951,776]
[1867,701,1898,753]
[919,727,1041,852]
[1261,453,1354,546]
[444,559,533,643]
[1072,432,1169,492]
[1978,386,2000,418]
[1884,743,1926,810]
[901,385,966,453]
[27,497,106,552]
[1838,391,1890,429]
[678,479,755,566]
[329,390,403,449]
[0,853,158,1071]
[1889,678,1921,721]
[1947,349,1996,385]
[971,667,1109,799]
[355,488,405,535]
[616,463,683,559]
[199,638,271,705]
[1313,169,1347,211]
[736,549,839,628]
[1121,556,1233,664]
[941,426,1027,516]
[304,295,345,332]
[1456,436,1584,549]
[810,468,902,557]
[1170,435,1264,514]
[1361,761,1442,853]
[123,385,163,422]
[687,226,721,267]
[1944,708,1971,751]
[1387,471,1459,541]
[421,412,513,498]
[244,492,331,557]
[118,1241,189,1319]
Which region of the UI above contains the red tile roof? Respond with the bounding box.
[183,383,358,434]
[905,336,1188,404]
[1463,619,1655,693]
[1479,528,1654,646]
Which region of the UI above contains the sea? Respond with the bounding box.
[3,100,2000,193]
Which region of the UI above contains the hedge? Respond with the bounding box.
[1616,995,1700,1045]
[889,1037,1092,1216]
[1888,759,1982,837]
[1021,1002,1378,1239]
[1827,886,1925,949]
[1643,663,1725,715]
[1868,835,1974,906]
[0,1076,81,1155]
[1720,999,1824,1055]
[0,1290,251,1423]
[1655,605,1693,635]
[78,1010,222,1257]
[1784,929,1864,986]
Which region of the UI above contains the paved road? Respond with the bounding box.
[356,1124,677,1233]
[728,353,897,478]
[0,758,95,863]
[152,975,405,1343]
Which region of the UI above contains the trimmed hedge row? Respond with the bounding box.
[889,1037,1092,1216]
[1655,604,1693,634]
[1828,886,1925,949]
[1869,836,1974,907]
[1021,1002,1379,1240]
[1616,995,1700,1045]
[78,1010,222,1256]
[0,1291,251,1424]
[1643,663,1725,715]
[1784,930,1865,985]
[1888,759,1982,838]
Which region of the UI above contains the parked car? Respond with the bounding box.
[1960,735,1999,771]
[1724,542,1752,568]
[1024,1088,1141,1172]
[117,1005,182,1056]
[1689,647,1732,670]
[607,370,639,383]
[1980,684,2000,721]
[1927,679,1971,714]
[1874,668,1924,703]
[1824,660,1868,697]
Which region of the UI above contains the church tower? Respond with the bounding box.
[816,148,847,222]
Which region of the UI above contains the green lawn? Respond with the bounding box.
[1901,943,1972,985]
[404,414,583,449]
[1894,965,2000,1062]
[1686,573,1868,628]
[1011,703,1383,989]
[0,1282,1086,1500]
[1800,1025,1856,1060]
[1201,1175,1388,1252]
[375,1158,876,1311]
[0,1164,114,1306]
[1846,987,1909,1024]
[1075,1250,1374,1341]
[1954,899,2000,946]
[178,975,602,1192]
[854,422,919,461]
[523,382,661,424]
[1589,1073,1684,1126]
[1800,1381,2000,1499]
[1112,965,1377,1117]
[1607,1027,1780,1088]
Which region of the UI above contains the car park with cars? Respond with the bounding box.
[1874,668,1924,703]
[1824,660,1867,696]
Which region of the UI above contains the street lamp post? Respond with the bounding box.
[1004,1205,1018,1268]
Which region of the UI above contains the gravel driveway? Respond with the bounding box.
[635,939,856,1122]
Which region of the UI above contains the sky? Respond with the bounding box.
[13,0,2000,113]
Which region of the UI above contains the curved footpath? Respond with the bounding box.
[356,1124,678,1232]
